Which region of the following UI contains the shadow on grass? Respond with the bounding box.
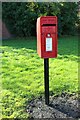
[2,36,78,57]
[2,37,37,50]
[58,36,78,57]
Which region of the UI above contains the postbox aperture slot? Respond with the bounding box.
[42,26,56,33]
[42,24,56,26]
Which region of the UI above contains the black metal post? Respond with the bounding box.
[44,58,49,105]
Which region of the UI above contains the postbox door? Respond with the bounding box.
[41,26,57,58]
[41,33,57,58]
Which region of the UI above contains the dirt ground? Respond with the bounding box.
[26,93,80,119]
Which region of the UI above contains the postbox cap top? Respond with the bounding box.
[40,16,57,17]
[39,16,57,19]
[37,16,57,25]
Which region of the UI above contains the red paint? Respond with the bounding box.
[37,16,58,58]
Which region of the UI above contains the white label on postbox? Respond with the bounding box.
[46,38,52,51]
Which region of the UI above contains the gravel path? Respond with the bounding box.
[26,93,80,119]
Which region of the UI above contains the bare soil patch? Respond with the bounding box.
[26,93,80,119]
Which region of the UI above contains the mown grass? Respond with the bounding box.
[1,36,78,118]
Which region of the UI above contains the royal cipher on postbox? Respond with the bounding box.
[37,16,58,58]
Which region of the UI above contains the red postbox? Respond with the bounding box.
[37,16,58,58]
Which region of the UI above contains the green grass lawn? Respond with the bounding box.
[1,36,78,118]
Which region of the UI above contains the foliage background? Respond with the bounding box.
[2,2,79,37]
